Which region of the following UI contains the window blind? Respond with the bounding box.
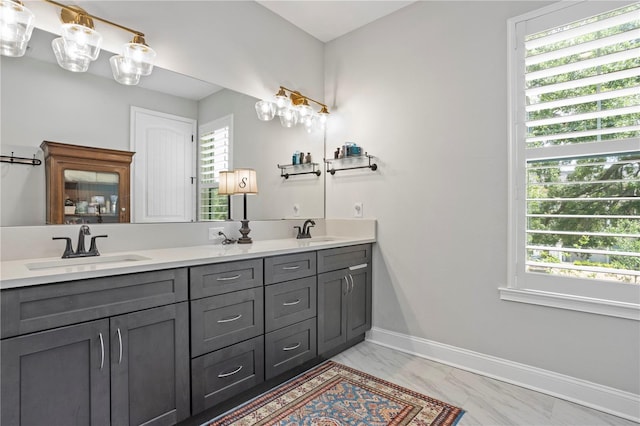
[199,119,231,221]
[522,3,640,283]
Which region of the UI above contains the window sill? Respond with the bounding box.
[498,287,639,321]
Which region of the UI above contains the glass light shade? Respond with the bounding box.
[234,169,258,194]
[279,107,299,128]
[0,0,34,57]
[297,103,313,119]
[122,42,156,76]
[302,114,315,133]
[109,55,141,85]
[274,94,291,116]
[255,100,276,121]
[218,171,236,195]
[61,23,102,60]
[52,37,90,72]
[317,110,329,125]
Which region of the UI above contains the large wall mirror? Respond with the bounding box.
[1,29,325,226]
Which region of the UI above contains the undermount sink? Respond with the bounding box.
[26,254,151,271]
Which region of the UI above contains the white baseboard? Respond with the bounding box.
[366,327,640,423]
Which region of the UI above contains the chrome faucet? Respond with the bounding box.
[294,219,316,239]
[53,225,108,258]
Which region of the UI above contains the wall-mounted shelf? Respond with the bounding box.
[277,162,322,179]
[1,152,42,166]
[324,154,378,175]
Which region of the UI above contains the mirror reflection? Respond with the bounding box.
[1,29,325,226]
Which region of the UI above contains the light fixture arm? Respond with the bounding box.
[279,86,328,110]
[44,0,146,39]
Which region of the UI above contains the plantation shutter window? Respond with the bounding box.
[199,115,233,221]
[504,2,640,319]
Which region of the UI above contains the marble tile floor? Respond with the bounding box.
[331,341,638,426]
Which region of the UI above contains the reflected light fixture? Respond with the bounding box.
[51,5,101,72]
[233,168,258,244]
[255,86,330,132]
[0,0,35,57]
[3,0,157,85]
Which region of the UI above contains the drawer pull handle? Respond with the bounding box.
[217,274,241,281]
[218,314,243,323]
[98,333,105,370]
[349,263,368,271]
[283,342,301,351]
[283,299,301,306]
[282,265,301,270]
[218,365,243,378]
[117,328,123,364]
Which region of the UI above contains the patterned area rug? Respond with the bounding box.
[207,361,464,426]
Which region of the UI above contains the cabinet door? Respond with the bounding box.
[110,303,190,426]
[346,265,373,340]
[1,320,110,426]
[317,269,348,355]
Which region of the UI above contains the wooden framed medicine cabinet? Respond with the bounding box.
[41,141,135,225]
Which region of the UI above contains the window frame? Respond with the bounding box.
[503,0,640,321]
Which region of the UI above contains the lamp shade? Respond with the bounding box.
[0,0,35,57]
[60,22,102,61]
[52,37,91,72]
[255,100,276,121]
[234,169,258,194]
[109,54,140,85]
[122,39,156,76]
[218,170,236,195]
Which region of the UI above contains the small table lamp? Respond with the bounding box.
[234,168,258,244]
[218,170,235,220]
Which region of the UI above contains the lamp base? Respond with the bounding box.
[238,219,253,244]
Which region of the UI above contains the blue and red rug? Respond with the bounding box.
[207,361,465,426]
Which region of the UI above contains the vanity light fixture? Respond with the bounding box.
[255,86,330,132]
[12,0,157,84]
[233,168,258,244]
[0,0,35,57]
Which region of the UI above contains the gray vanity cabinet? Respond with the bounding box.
[0,269,190,426]
[317,244,372,355]
[189,259,265,415]
[110,303,190,426]
[264,253,318,380]
[1,320,111,426]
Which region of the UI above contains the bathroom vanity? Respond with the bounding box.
[0,238,373,426]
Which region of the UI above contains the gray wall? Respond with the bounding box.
[0,56,197,226]
[324,1,640,394]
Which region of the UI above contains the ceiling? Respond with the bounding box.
[256,1,416,42]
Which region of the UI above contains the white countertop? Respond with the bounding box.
[0,236,375,289]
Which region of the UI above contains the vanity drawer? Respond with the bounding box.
[190,259,263,299]
[265,318,317,380]
[191,336,264,414]
[190,288,264,357]
[1,268,188,339]
[264,252,316,285]
[265,276,316,333]
[317,244,372,273]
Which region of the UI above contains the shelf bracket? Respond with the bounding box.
[277,163,322,179]
[324,155,378,175]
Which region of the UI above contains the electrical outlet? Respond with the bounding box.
[293,204,300,217]
[208,227,224,241]
[354,202,363,218]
